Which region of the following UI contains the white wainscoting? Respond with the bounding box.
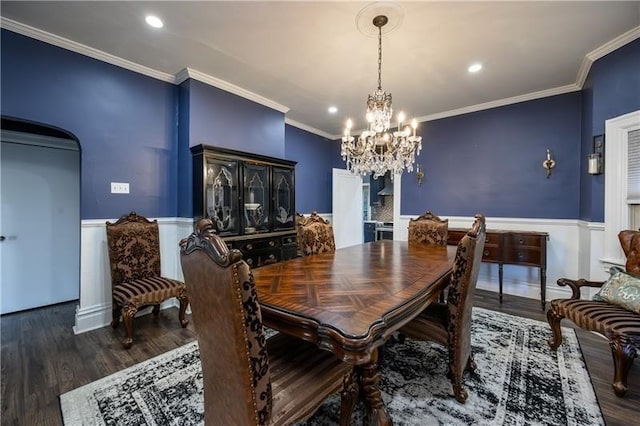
[74,217,195,334]
[395,215,608,302]
[75,213,600,334]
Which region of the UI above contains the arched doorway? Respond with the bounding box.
[1,117,81,314]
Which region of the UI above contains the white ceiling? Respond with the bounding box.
[1,1,639,138]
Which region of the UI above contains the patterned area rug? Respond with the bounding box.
[60,308,603,425]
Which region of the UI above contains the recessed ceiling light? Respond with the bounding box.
[145,15,164,29]
[328,106,338,114]
[468,63,482,73]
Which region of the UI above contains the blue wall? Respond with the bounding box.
[580,38,640,221]
[2,28,639,223]
[1,30,178,220]
[176,79,287,217]
[284,125,334,213]
[401,94,582,218]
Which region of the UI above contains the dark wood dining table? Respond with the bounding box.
[252,240,457,425]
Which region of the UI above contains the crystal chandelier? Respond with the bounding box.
[341,15,422,179]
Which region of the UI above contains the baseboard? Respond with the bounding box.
[73,299,184,334]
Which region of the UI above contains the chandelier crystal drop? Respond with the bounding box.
[341,15,422,179]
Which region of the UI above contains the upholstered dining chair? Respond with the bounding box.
[295,212,307,256]
[400,213,486,403]
[105,212,189,349]
[547,230,640,397]
[298,211,336,256]
[179,219,355,426]
[408,210,449,246]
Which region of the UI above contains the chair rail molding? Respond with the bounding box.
[603,110,640,269]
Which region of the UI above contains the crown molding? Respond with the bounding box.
[2,17,638,134]
[175,68,289,114]
[414,84,581,124]
[575,25,640,88]
[284,118,334,140]
[0,17,175,83]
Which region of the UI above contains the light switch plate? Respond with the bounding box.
[111,182,130,194]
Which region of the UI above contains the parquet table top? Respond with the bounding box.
[253,240,456,364]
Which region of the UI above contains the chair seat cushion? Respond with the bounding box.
[113,276,185,306]
[550,298,640,338]
[266,332,351,426]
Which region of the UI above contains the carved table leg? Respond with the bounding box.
[357,348,392,426]
[340,369,359,426]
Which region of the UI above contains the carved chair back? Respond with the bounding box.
[106,212,162,289]
[446,214,486,369]
[180,219,272,425]
[408,211,449,246]
[299,212,336,256]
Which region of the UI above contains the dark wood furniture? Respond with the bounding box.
[408,211,448,246]
[298,212,336,256]
[191,144,297,268]
[401,214,486,402]
[448,227,548,309]
[252,240,457,425]
[179,219,354,425]
[105,212,189,349]
[547,230,640,397]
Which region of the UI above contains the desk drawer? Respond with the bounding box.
[505,233,544,248]
[503,247,541,265]
[481,245,501,262]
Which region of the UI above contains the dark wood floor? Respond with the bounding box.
[1,289,638,425]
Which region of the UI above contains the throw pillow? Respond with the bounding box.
[593,267,640,314]
[592,266,624,301]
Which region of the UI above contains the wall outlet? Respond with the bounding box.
[111,182,130,194]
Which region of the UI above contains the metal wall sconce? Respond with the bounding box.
[588,134,604,175]
[542,149,556,178]
[416,164,424,186]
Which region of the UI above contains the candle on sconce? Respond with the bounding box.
[588,153,601,175]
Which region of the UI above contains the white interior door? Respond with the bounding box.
[1,136,80,314]
[332,168,363,249]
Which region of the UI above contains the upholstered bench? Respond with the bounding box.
[547,230,640,397]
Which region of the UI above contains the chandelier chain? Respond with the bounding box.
[377,25,382,90]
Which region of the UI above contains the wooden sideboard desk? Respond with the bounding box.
[448,228,549,310]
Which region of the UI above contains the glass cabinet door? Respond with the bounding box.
[243,163,270,234]
[205,158,240,236]
[272,166,295,230]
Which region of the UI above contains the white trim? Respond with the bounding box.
[175,68,289,114]
[3,17,638,136]
[1,130,78,151]
[603,110,640,268]
[284,118,334,140]
[414,85,581,124]
[0,17,175,83]
[576,25,640,88]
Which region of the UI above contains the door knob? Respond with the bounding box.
[0,236,5,241]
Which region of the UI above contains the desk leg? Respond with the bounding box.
[499,263,504,303]
[358,348,392,426]
[541,267,547,311]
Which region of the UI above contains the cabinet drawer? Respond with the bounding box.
[238,238,281,253]
[245,250,281,268]
[481,245,501,262]
[282,235,297,246]
[503,248,541,265]
[505,233,544,247]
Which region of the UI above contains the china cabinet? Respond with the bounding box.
[192,145,297,267]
